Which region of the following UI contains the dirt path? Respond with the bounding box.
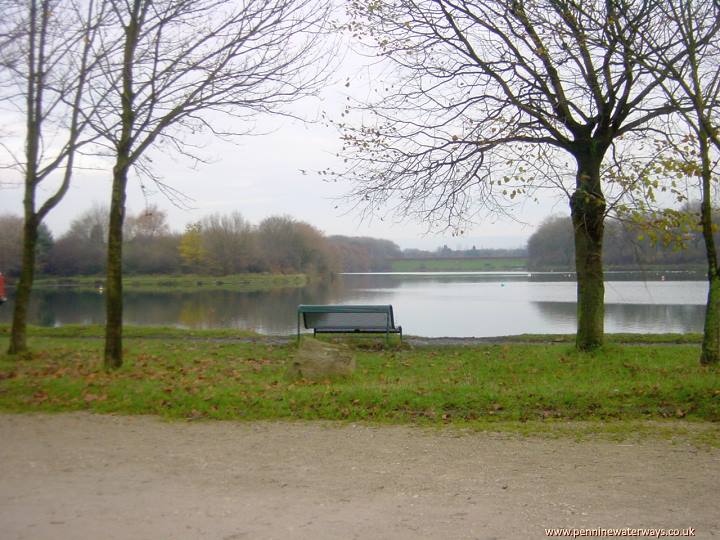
[0,414,717,539]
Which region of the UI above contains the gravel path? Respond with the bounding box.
[0,413,717,539]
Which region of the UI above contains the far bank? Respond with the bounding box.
[26,273,308,293]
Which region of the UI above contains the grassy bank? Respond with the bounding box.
[390,258,527,272]
[30,273,307,292]
[0,328,718,445]
[0,325,705,344]
[0,324,262,340]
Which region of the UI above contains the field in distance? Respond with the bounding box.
[390,257,527,272]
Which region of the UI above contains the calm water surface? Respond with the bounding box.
[0,272,708,337]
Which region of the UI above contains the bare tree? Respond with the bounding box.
[0,0,108,354]
[48,205,108,275]
[0,215,24,276]
[633,0,720,363]
[124,207,180,275]
[125,204,170,239]
[90,0,333,368]
[257,215,336,274]
[0,214,53,276]
[64,204,110,243]
[340,0,682,350]
[200,213,258,275]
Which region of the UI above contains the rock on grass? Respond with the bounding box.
[287,337,355,380]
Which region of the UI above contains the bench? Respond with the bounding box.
[297,304,402,343]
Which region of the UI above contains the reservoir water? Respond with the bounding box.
[0,272,707,337]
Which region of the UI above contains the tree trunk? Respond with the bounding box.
[104,164,129,369]
[702,273,720,364]
[570,156,606,351]
[104,4,139,370]
[698,132,719,364]
[10,0,41,356]
[7,219,39,354]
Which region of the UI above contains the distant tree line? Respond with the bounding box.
[328,236,401,272]
[528,214,711,271]
[0,207,403,278]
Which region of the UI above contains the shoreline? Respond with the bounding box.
[0,325,704,344]
[24,273,308,293]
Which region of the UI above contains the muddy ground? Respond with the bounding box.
[0,413,717,539]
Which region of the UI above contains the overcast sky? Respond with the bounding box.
[0,41,565,251]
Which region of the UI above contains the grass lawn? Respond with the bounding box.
[0,327,718,446]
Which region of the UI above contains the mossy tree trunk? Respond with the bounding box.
[104,3,140,370]
[703,273,720,365]
[699,131,720,364]
[103,163,129,369]
[8,218,38,355]
[8,0,42,355]
[570,149,607,351]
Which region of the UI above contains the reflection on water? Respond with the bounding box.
[0,272,708,337]
[0,281,346,335]
[532,302,705,335]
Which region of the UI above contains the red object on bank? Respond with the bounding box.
[0,272,6,303]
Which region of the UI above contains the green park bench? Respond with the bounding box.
[297,304,402,344]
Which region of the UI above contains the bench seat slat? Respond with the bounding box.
[298,304,393,314]
[313,327,402,333]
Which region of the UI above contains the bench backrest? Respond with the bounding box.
[298,305,395,330]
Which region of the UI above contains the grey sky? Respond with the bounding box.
[0,44,561,251]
